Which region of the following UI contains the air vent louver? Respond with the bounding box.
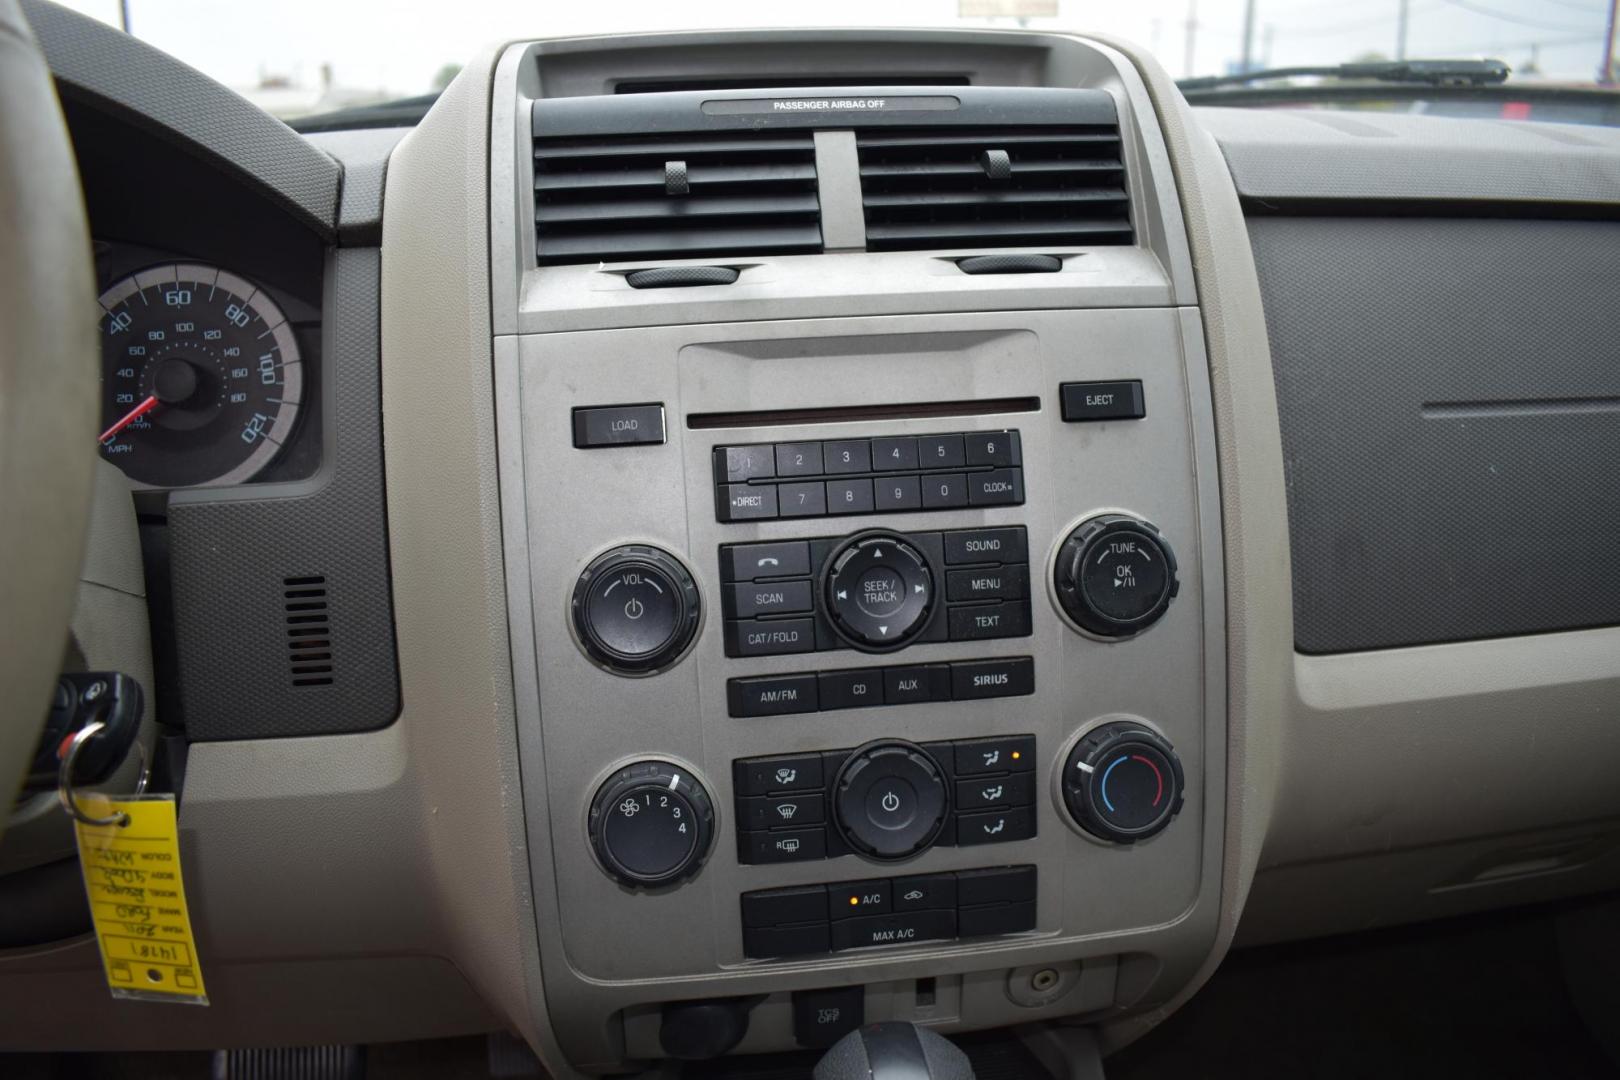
[856,125,1133,251]
[284,575,334,687]
[533,131,824,265]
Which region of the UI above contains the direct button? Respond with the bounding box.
[717,483,777,522]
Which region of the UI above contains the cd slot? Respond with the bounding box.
[687,396,1040,431]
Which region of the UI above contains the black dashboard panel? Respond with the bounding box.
[1250,216,1620,653]
[58,90,401,739]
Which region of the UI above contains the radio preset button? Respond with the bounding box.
[822,439,872,474]
[920,473,969,509]
[778,481,828,518]
[776,441,824,477]
[872,474,922,512]
[964,431,1021,467]
[917,435,965,469]
[871,437,919,471]
[715,444,775,483]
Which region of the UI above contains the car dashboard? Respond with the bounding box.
[3,2,1620,1075]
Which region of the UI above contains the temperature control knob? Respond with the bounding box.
[821,531,936,652]
[588,761,715,888]
[1062,723,1184,844]
[572,545,701,675]
[1054,515,1179,639]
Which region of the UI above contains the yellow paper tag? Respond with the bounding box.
[73,794,209,1005]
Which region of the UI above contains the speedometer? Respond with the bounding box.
[97,263,303,488]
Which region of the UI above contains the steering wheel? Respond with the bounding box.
[0,0,99,828]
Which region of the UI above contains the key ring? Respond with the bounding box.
[57,720,149,827]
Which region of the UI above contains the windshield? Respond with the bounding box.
[55,0,1620,121]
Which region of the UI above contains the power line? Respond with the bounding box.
[1439,0,1604,33]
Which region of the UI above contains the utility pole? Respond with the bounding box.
[119,0,131,33]
[1601,0,1618,86]
[1396,0,1409,61]
[1240,0,1257,73]
[1184,0,1199,79]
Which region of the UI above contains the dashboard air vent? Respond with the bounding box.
[284,575,334,687]
[532,130,823,265]
[856,125,1132,251]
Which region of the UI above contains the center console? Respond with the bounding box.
[489,31,1226,1072]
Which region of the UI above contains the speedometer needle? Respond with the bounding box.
[98,394,160,444]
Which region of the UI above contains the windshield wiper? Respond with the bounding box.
[1178,58,1510,93]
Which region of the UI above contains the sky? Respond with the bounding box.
[53,0,1618,101]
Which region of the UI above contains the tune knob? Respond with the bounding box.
[572,545,701,675]
[831,740,950,861]
[1053,515,1179,639]
[1062,723,1184,844]
[821,531,936,652]
[588,761,715,888]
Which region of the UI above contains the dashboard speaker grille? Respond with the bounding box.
[532,130,824,265]
[856,125,1133,251]
[284,575,334,687]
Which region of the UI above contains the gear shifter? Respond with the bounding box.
[813,1022,975,1080]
